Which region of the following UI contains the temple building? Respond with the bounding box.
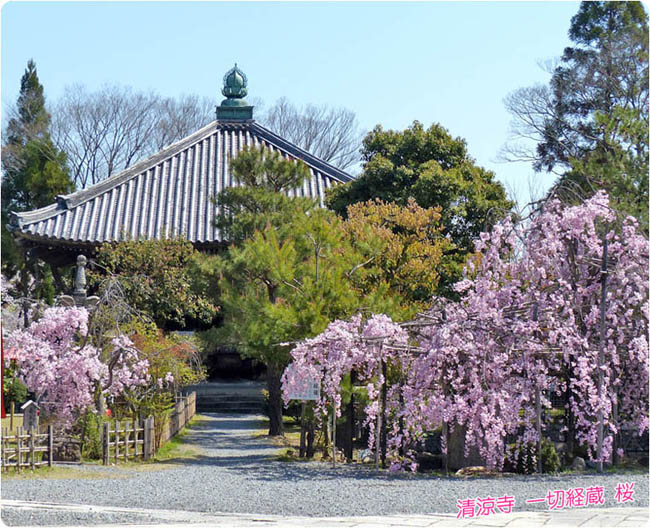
[8,65,353,267]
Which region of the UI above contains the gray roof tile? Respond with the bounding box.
[11,120,352,246]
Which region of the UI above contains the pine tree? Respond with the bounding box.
[1,60,74,282]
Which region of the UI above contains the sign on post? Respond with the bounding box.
[287,377,320,401]
[21,400,40,431]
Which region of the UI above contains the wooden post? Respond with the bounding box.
[17,427,22,472]
[102,423,109,465]
[48,425,53,467]
[532,302,543,474]
[375,410,381,470]
[536,386,542,474]
[143,416,154,461]
[133,419,138,458]
[299,403,306,458]
[331,403,336,468]
[124,422,130,461]
[345,371,355,461]
[380,358,387,469]
[443,421,449,475]
[29,428,35,470]
[612,400,619,466]
[114,421,119,465]
[597,237,608,474]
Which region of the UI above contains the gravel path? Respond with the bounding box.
[2,413,647,525]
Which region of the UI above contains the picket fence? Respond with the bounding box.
[1,426,54,471]
[102,391,196,465]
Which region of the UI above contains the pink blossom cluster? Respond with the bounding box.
[413,192,648,468]
[282,192,648,470]
[282,313,411,464]
[5,307,150,426]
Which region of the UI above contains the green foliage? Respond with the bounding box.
[561,106,649,232]
[130,327,207,389]
[506,440,561,474]
[78,411,109,460]
[541,439,561,473]
[326,121,513,297]
[1,60,74,277]
[343,198,449,318]
[540,2,648,226]
[2,360,28,409]
[214,208,360,367]
[209,146,360,368]
[204,144,456,434]
[214,145,316,243]
[88,237,219,329]
[123,327,206,449]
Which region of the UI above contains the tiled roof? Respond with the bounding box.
[10,120,352,247]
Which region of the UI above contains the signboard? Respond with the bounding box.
[21,400,40,430]
[288,378,320,401]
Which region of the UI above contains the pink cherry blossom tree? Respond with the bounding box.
[283,191,648,471]
[5,306,150,426]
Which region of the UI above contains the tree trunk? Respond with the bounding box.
[344,393,354,461]
[306,420,316,458]
[299,403,306,458]
[267,364,284,437]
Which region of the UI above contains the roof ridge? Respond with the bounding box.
[250,122,353,183]
[10,119,355,237]
[12,120,220,225]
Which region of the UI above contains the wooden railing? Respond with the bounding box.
[102,418,153,464]
[1,426,54,471]
[102,391,196,465]
[159,392,196,446]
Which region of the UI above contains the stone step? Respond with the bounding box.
[197,405,263,414]
[186,381,266,414]
[196,396,264,405]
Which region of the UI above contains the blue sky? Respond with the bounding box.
[1,1,581,205]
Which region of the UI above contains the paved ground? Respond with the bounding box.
[2,413,648,527]
[2,500,648,527]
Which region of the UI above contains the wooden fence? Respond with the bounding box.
[102,391,196,465]
[1,426,54,471]
[102,417,153,464]
[159,392,196,446]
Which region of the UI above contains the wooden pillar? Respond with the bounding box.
[331,404,336,468]
[48,425,53,467]
[143,416,154,461]
[375,406,381,470]
[29,428,35,470]
[299,403,306,458]
[345,370,356,462]
[612,400,619,466]
[124,422,130,461]
[133,419,138,458]
[536,386,542,474]
[443,421,449,475]
[102,423,109,465]
[380,359,387,469]
[114,421,119,465]
[17,427,22,472]
[597,237,608,473]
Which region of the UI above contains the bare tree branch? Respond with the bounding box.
[258,97,363,171]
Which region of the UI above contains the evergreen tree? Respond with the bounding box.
[503,2,648,228]
[326,121,513,297]
[550,2,649,230]
[1,60,74,284]
[204,146,356,436]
